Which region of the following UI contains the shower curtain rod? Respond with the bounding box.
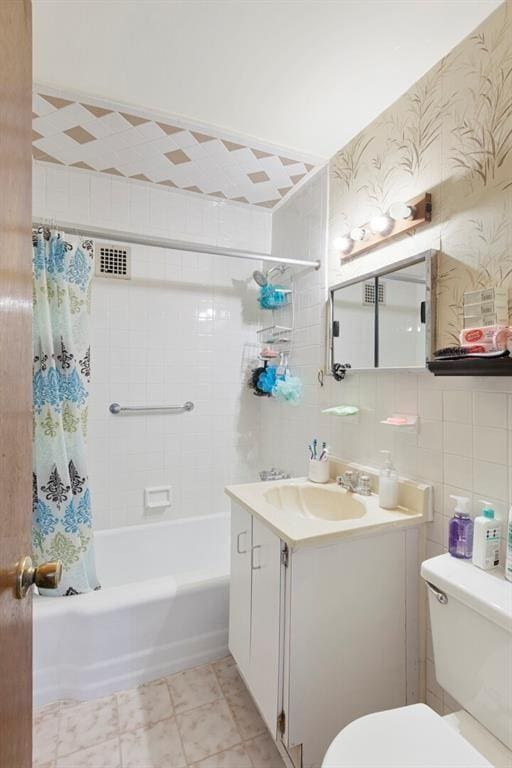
[32,219,321,269]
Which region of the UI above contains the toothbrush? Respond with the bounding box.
[319,442,328,461]
[312,439,317,460]
[308,442,314,460]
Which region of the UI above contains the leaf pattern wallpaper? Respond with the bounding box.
[328,3,512,348]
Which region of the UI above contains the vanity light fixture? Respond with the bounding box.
[332,235,354,256]
[350,226,367,242]
[369,214,393,236]
[335,192,431,260]
[389,201,416,221]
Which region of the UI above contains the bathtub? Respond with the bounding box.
[33,513,230,707]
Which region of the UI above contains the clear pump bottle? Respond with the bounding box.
[379,450,399,510]
[448,495,473,559]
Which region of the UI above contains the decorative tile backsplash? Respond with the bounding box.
[32,87,323,210]
[328,3,512,349]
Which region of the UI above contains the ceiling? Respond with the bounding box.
[33,0,501,160]
[32,88,321,207]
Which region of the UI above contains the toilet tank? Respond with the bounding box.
[421,555,512,751]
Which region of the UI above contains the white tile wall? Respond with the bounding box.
[34,160,511,716]
[34,162,271,528]
[261,168,512,717]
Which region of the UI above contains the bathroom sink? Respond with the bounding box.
[264,483,366,522]
[226,465,431,547]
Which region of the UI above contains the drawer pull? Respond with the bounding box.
[236,531,248,554]
[251,545,262,570]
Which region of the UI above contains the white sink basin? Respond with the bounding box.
[265,483,366,522]
[226,469,431,548]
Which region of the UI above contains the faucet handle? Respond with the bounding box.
[357,474,372,496]
[345,469,359,486]
[337,470,359,490]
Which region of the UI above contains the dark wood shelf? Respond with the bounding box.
[428,354,512,376]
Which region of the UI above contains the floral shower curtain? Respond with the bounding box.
[32,229,100,596]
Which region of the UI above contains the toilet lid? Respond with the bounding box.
[322,704,492,768]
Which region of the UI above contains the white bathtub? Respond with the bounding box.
[33,513,230,707]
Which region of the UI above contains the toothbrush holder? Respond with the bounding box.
[308,459,330,484]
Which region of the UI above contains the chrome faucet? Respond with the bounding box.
[336,470,372,496]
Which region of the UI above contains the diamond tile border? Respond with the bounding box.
[32,85,324,209]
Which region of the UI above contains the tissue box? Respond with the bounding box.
[463,287,508,305]
[463,310,509,328]
[463,299,509,316]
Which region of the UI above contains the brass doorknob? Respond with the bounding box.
[15,556,62,599]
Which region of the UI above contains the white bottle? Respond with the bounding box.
[472,501,501,571]
[379,450,399,510]
[505,506,512,583]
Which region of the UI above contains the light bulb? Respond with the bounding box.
[350,226,367,241]
[332,235,353,255]
[389,201,416,221]
[369,214,393,235]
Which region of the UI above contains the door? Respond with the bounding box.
[0,2,33,766]
[228,503,252,678]
[249,516,282,735]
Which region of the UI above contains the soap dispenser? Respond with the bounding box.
[379,450,398,510]
[448,495,473,559]
[472,501,501,570]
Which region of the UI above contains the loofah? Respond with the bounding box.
[257,365,277,393]
[258,284,289,309]
[272,375,302,405]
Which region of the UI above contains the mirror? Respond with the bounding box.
[329,251,435,375]
[332,281,375,370]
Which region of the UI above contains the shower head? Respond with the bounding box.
[252,265,288,287]
[252,269,268,287]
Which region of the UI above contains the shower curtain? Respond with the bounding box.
[32,229,100,596]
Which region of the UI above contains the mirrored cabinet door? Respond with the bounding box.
[329,251,435,374]
[332,281,375,370]
[378,261,427,368]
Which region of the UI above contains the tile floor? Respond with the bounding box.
[33,656,287,768]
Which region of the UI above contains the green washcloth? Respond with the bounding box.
[322,405,359,416]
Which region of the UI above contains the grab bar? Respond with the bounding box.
[109,401,194,415]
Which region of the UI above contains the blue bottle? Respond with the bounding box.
[448,495,473,559]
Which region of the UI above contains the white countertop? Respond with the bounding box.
[225,476,427,548]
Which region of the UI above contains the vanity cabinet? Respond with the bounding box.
[229,500,420,768]
[229,504,283,734]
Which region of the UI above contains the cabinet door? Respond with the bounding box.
[228,503,252,679]
[249,516,282,735]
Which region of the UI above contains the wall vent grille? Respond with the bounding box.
[95,243,131,279]
[363,281,384,306]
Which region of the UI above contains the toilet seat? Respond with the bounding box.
[322,704,492,768]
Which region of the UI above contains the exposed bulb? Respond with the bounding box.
[332,235,353,255]
[350,226,367,242]
[369,214,393,235]
[389,201,416,221]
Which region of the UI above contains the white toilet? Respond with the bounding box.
[322,554,512,768]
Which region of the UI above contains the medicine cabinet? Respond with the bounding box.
[328,250,436,377]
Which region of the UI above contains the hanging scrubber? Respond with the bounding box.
[272,374,303,405]
[257,365,277,394]
[249,364,271,397]
[258,284,290,310]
